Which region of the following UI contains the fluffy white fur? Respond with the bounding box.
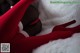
[33,0,80,53]
[33,33,80,53]
[37,0,80,35]
[39,0,80,26]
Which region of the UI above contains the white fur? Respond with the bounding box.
[37,0,80,35]
[39,0,80,27]
[33,33,80,53]
[33,0,80,53]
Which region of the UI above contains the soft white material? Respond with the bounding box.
[33,33,80,53]
[18,22,29,37]
[34,1,80,52]
[37,0,80,35]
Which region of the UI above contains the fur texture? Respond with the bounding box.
[33,0,80,53]
[37,0,80,35]
[33,33,80,53]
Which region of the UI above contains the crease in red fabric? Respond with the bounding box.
[0,0,34,42]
